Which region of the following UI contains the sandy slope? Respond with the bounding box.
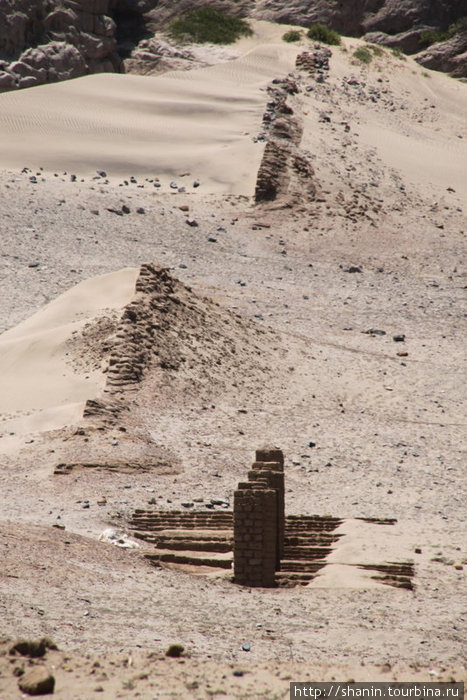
[0,20,466,698]
[0,23,302,194]
[0,268,137,441]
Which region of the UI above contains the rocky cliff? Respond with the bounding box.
[0,0,465,92]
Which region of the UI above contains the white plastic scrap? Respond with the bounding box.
[98,528,140,549]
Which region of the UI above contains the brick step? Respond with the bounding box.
[138,533,232,553]
[283,547,332,560]
[284,534,340,546]
[285,521,342,533]
[130,514,233,529]
[279,560,327,573]
[358,562,414,576]
[144,549,233,569]
[133,509,233,519]
[130,524,232,534]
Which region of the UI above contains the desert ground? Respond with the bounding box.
[0,21,466,699]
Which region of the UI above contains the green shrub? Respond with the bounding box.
[419,17,467,48]
[419,30,449,48]
[307,23,341,46]
[169,7,253,45]
[369,44,384,56]
[353,46,372,64]
[282,30,302,43]
[391,47,406,60]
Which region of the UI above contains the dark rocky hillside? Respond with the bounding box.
[0,0,465,92]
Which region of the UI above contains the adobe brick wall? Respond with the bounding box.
[233,482,277,587]
[233,448,285,587]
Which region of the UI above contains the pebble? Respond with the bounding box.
[242,642,251,652]
[393,334,406,342]
[97,170,107,178]
[193,180,200,187]
[136,207,145,214]
[185,218,198,227]
[166,643,184,658]
[170,181,178,189]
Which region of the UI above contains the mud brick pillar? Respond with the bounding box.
[233,482,277,587]
[253,447,285,565]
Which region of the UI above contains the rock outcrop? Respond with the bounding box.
[415,31,467,78]
[0,0,120,91]
[0,0,465,92]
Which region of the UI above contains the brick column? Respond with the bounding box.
[233,482,277,587]
[252,447,285,565]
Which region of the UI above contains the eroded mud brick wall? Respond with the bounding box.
[233,482,278,587]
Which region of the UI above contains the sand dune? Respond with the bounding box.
[0,23,300,194]
[0,268,138,435]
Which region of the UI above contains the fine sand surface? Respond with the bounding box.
[0,20,466,699]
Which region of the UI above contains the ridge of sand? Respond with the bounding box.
[0,22,301,193]
[0,268,138,440]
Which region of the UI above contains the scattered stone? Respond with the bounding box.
[28,262,39,268]
[170,182,178,189]
[242,642,251,652]
[415,548,422,554]
[136,207,145,214]
[393,334,406,342]
[344,265,363,273]
[165,643,184,658]
[9,638,57,658]
[70,174,76,182]
[181,501,194,508]
[97,170,107,178]
[121,205,130,214]
[193,180,200,188]
[208,236,217,243]
[363,328,386,336]
[97,497,107,506]
[233,669,244,677]
[18,666,55,696]
[210,498,229,507]
[90,209,99,215]
[179,205,189,212]
[185,218,198,227]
